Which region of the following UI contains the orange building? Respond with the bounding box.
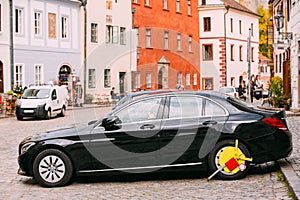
[132,0,200,90]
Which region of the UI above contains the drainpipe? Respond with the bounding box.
[9,0,14,90]
[224,6,229,87]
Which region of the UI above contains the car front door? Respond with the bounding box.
[87,97,165,173]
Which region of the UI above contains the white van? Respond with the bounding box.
[16,85,68,120]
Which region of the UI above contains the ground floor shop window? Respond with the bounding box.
[203,78,213,90]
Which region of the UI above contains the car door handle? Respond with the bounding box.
[202,120,217,126]
[140,124,155,129]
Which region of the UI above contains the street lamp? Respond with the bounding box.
[80,0,87,103]
[274,10,293,40]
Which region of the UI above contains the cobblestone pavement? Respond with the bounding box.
[0,106,294,199]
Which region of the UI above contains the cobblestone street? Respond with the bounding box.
[0,106,296,199]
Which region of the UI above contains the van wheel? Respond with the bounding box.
[60,107,66,117]
[45,110,51,120]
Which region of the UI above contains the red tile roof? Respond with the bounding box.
[221,0,259,16]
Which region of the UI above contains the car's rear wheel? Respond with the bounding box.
[33,149,73,187]
[208,139,251,180]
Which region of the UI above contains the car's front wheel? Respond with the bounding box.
[33,149,73,187]
[208,139,251,180]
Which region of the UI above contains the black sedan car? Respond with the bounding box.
[18,91,292,187]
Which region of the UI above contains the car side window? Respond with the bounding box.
[116,98,162,123]
[204,99,226,116]
[169,96,203,119]
[51,90,57,100]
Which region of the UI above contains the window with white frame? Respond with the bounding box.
[113,26,118,43]
[163,0,168,9]
[146,73,151,88]
[145,0,150,6]
[177,72,182,85]
[186,73,190,86]
[187,0,191,15]
[146,28,151,48]
[188,36,192,52]
[177,33,181,51]
[34,65,43,85]
[193,73,197,86]
[120,27,126,45]
[133,0,138,3]
[230,18,233,33]
[15,8,24,34]
[104,69,111,88]
[164,31,169,50]
[34,11,42,36]
[61,16,68,39]
[91,23,98,43]
[239,45,243,61]
[239,20,242,34]
[176,0,180,12]
[135,72,140,88]
[15,64,24,86]
[88,69,96,88]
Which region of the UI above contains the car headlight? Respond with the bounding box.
[20,142,36,155]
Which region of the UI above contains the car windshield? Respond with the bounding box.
[220,87,235,93]
[22,89,50,99]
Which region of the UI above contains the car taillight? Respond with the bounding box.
[262,118,287,131]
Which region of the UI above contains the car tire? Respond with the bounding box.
[45,109,51,120]
[16,114,23,120]
[33,149,73,187]
[208,139,251,180]
[60,107,66,117]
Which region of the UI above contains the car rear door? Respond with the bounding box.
[158,95,229,167]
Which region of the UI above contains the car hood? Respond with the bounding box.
[20,123,94,144]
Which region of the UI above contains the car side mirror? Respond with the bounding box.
[101,115,121,131]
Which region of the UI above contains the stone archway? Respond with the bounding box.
[158,56,169,89]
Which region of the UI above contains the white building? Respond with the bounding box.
[81,0,137,99]
[289,0,300,110]
[0,0,10,93]
[199,0,260,90]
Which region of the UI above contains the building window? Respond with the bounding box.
[189,36,192,52]
[15,8,24,34]
[186,73,190,86]
[177,72,182,85]
[106,0,113,10]
[163,0,168,10]
[15,64,24,86]
[34,65,43,85]
[146,73,151,88]
[251,47,254,62]
[204,17,211,32]
[279,53,282,73]
[187,0,191,15]
[239,45,243,61]
[177,33,181,51]
[48,13,56,39]
[164,31,169,50]
[146,28,151,48]
[193,73,197,86]
[91,23,98,43]
[61,16,68,39]
[145,0,150,6]
[275,55,278,73]
[135,72,140,88]
[133,0,138,3]
[239,20,242,34]
[202,0,206,5]
[113,26,118,43]
[230,18,233,33]
[120,27,126,45]
[203,78,213,90]
[230,45,234,61]
[104,69,111,88]
[34,12,42,36]
[88,69,96,88]
[298,41,300,53]
[106,25,119,44]
[251,23,254,36]
[203,44,213,60]
[176,0,180,12]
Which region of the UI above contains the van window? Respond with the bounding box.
[22,89,50,99]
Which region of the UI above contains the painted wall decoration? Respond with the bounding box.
[48,13,56,38]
